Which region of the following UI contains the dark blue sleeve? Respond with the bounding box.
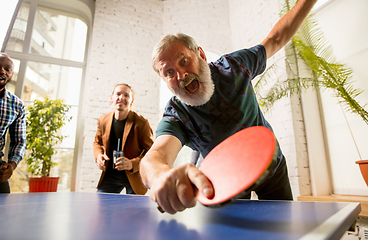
[156,116,187,146]
[223,45,267,80]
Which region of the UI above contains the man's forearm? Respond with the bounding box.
[261,0,318,58]
[93,143,105,160]
[140,134,183,188]
[8,145,25,166]
[140,150,172,189]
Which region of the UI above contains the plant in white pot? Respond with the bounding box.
[254,0,368,185]
[25,97,71,192]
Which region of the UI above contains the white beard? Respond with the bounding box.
[169,57,214,107]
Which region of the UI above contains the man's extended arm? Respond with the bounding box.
[261,0,318,59]
[140,134,183,189]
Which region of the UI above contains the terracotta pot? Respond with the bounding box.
[356,160,368,187]
[28,177,59,192]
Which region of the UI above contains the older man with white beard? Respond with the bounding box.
[140,0,318,214]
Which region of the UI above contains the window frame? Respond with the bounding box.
[5,0,94,192]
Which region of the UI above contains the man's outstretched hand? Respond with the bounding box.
[149,163,214,214]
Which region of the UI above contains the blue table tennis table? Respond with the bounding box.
[0,192,360,240]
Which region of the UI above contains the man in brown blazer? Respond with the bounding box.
[93,84,153,194]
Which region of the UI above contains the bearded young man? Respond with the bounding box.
[140,0,318,214]
[93,84,154,194]
[0,53,26,193]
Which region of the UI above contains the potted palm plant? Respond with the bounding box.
[254,0,368,185]
[25,97,72,192]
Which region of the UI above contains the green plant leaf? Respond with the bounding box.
[25,97,72,177]
[254,0,368,124]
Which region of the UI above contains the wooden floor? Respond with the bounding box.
[298,195,368,216]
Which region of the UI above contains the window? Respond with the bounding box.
[313,0,368,195]
[313,0,330,9]
[4,0,90,192]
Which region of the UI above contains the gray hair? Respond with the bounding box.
[152,33,200,74]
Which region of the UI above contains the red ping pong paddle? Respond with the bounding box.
[196,126,277,207]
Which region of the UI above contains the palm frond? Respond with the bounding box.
[254,56,287,96]
[259,77,321,111]
[255,0,368,125]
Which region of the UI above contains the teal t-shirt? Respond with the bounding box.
[156,45,281,159]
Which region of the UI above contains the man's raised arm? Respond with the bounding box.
[261,0,318,59]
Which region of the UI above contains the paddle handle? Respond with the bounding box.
[157,204,165,213]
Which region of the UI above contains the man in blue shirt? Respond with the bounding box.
[0,53,26,193]
[140,0,318,214]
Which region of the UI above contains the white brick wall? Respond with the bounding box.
[161,0,233,56]
[78,0,311,198]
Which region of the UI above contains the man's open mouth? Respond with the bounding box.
[184,79,199,93]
